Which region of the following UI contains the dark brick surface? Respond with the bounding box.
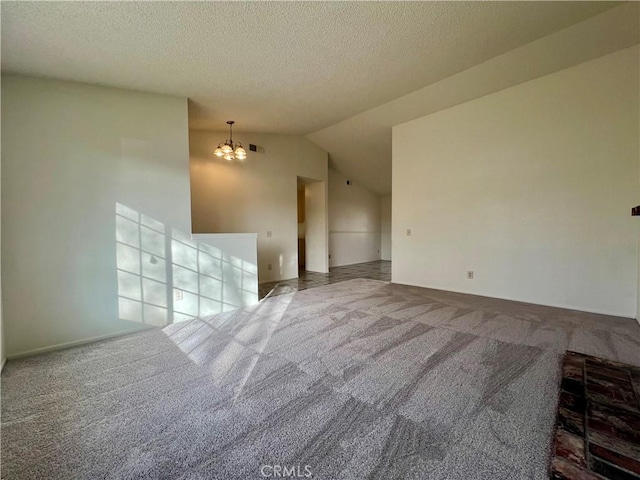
[589,444,640,476]
[557,407,585,437]
[549,352,640,480]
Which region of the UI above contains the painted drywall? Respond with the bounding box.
[1,76,190,356]
[189,233,259,313]
[305,181,329,273]
[190,130,328,282]
[638,118,640,324]
[307,3,640,196]
[393,46,639,318]
[328,169,381,267]
[297,185,306,239]
[0,115,3,370]
[381,195,392,262]
[2,75,257,358]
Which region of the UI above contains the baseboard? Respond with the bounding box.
[391,280,634,319]
[259,277,297,285]
[329,256,386,269]
[258,273,335,284]
[1,357,6,372]
[6,326,154,360]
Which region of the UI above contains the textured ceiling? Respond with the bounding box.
[2,1,619,135]
[1,1,635,194]
[308,3,640,194]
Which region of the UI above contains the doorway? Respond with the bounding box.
[297,181,306,270]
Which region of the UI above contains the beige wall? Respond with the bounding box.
[190,130,328,282]
[0,114,3,368]
[305,181,329,273]
[2,75,194,357]
[393,46,639,317]
[328,169,381,267]
[381,195,391,261]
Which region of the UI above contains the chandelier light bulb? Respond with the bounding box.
[234,145,246,157]
[213,121,249,162]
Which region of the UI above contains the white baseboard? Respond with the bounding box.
[6,326,154,360]
[391,280,634,319]
[259,277,298,285]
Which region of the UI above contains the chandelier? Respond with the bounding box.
[214,121,247,161]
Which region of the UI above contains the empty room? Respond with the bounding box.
[1,2,639,479]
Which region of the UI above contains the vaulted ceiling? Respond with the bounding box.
[3,2,637,194]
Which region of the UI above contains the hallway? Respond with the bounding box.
[259,260,391,299]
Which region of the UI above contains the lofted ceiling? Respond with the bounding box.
[2,1,637,194]
[308,3,640,194]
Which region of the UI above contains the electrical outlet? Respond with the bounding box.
[268,263,272,271]
[467,271,474,280]
[266,231,272,238]
[406,228,412,236]
[174,288,184,301]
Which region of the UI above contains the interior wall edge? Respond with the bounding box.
[5,325,153,361]
[390,280,635,320]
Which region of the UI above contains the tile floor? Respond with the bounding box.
[258,260,391,299]
[550,351,640,479]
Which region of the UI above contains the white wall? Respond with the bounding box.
[328,169,381,267]
[190,233,259,311]
[1,75,257,358]
[393,46,639,318]
[0,108,3,369]
[381,195,392,261]
[305,182,329,273]
[190,130,328,282]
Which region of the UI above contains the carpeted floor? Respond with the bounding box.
[2,279,639,479]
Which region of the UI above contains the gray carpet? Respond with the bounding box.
[2,279,639,479]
